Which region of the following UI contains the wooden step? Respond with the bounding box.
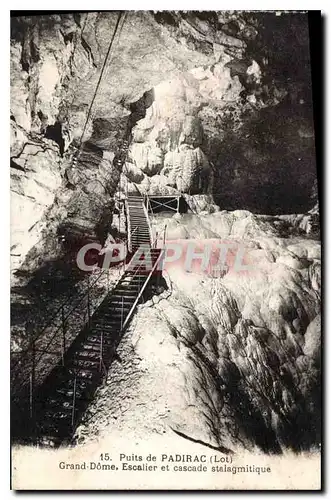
[68,363,100,375]
[91,321,121,331]
[108,301,136,308]
[90,320,119,331]
[41,409,73,421]
[115,285,141,291]
[81,340,110,351]
[72,351,101,362]
[109,294,137,301]
[121,273,148,278]
[114,286,140,292]
[106,304,134,312]
[99,311,127,321]
[53,385,89,398]
[86,328,115,338]
[112,291,140,298]
[100,304,132,313]
[71,356,100,367]
[101,300,135,309]
[83,333,117,344]
[125,274,150,283]
[114,287,139,294]
[17,192,163,443]
[42,399,74,410]
[93,315,123,324]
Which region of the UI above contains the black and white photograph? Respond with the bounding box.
[10,9,321,490]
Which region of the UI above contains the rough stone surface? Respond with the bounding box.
[11,12,320,454]
[11,12,318,268]
[74,212,321,453]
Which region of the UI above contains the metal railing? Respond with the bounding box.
[128,225,140,253]
[122,248,164,330]
[93,246,164,383]
[142,197,153,245]
[11,267,112,397]
[11,191,164,426]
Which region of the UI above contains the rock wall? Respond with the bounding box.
[11,11,317,270]
[75,212,321,452]
[10,11,320,454]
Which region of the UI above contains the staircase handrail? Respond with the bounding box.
[127,225,139,253]
[11,267,110,371]
[11,252,146,397]
[31,267,117,372]
[122,248,164,330]
[124,197,132,252]
[12,240,157,379]
[142,197,153,246]
[12,199,146,372]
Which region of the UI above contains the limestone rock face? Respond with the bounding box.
[128,143,164,177]
[10,12,320,455]
[11,140,63,271]
[11,12,217,267]
[126,63,243,195]
[161,145,211,193]
[11,11,317,267]
[74,211,321,452]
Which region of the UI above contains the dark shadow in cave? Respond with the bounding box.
[11,252,87,336]
[128,88,155,130]
[141,276,168,304]
[211,96,317,215]
[224,358,321,453]
[94,204,115,245]
[75,140,103,168]
[45,121,65,157]
[226,383,283,454]
[171,427,233,455]
[11,263,169,446]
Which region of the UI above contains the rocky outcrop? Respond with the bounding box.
[10,12,320,455]
[124,53,260,195]
[74,211,321,452]
[11,11,318,269]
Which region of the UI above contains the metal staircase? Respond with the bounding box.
[11,196,163,444]
[126,195,153,252]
